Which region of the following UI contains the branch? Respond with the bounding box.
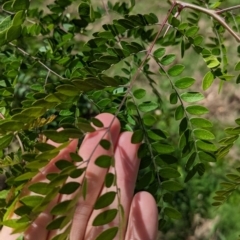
[216,5,240,14]
[171,1,240,42]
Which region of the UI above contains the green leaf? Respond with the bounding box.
[159,167,181,178]
[77,118,95,132]
[190,118,213,128]
[196,140,217,151]
[94,192,116,209]
[184,167,197,182]
[180,92,204,103]
[143,114,156,126]
[193,129,215,140]
[15,107,45,118]
[147,129,167,140]
[0,120,24,132]
[70,153,83,162]
[95,227,118,240]
[95,155,112,168]
[160,54,176,65]
[175,105,184,120]
[174,77,195,89]
[198,151,216,162]
[152,143,174,154]
[0,134,13,149]
[202,71,214,90]
[185,152,196,170]
[170,92,178,104]
[14,171,38,181]
[6,25,22,43]
[153,48,165,58]
[185,26,199,37]
[131,129,144,143]
[133,89,146,99]
[186,105,209,115]
[164,207,182,219]
[105,173,115,188]
[34,143,55,152]
[59,182,80,194]
[28,182,53,195]
[168,64,185,77]
[20,195,44,207]
[46,216,66,230]
[92,209,118,226]
[162,180,183,191]
[55,159,74,170]
[234,61,240,71]
[51,200,73,215]
[12,0,30,11]
[138,101,158,112]
[43,129,82,143]
[91,118,104,127]
[100,139,111,150]
[56,84,80,96]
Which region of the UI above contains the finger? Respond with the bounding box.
[24,139,78,240]
[84,132,141,239]
[48,113,120,240]
[0,139,78,240]
[125,192,158,240]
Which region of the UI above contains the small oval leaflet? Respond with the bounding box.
[162,180,183,191]
[95,227,118,240]
[175,105,184,120]
[105,173,115,188]
[95,155,112,168]
[0,134,14,150]
[202,71,214,90]
[92,209,118,226]
[164,207,182,219]
[59,182,80,194]
[159,167,181,178]
[138,101,158,112]
[153,47,165,58]
[174,77,195,89]
[94,191,116,209]
[196,140,217,152]
[131,129,144,143]
[168,64,185,77]
[160,54,176,65]
[180,92,204,103]
[190,117,213,128]
[193,128,215,140]
[133,88,146,99]
[186,105,209,115]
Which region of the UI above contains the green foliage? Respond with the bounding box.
[0,0,240,239]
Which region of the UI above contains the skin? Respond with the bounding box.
[0,113,158,240]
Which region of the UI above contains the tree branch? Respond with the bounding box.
[216,5,240,14]
[170,1,240,42]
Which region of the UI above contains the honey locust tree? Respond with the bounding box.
[1,0,240,239]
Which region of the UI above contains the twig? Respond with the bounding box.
[216,5,240,14]
[171,1,240,42]
[9,43,65,80]
[101,0,109,15]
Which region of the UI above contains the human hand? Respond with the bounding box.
[0,113,158,240]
